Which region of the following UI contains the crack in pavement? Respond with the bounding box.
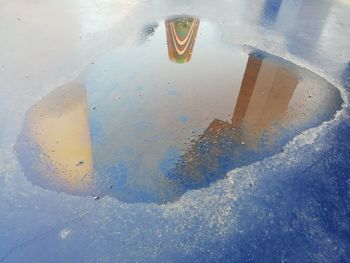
[0,204,94,262]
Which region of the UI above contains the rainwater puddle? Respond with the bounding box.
[16,15,343,204]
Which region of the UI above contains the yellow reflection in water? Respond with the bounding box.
[25,83,94,193]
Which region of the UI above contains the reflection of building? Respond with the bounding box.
[16,83,95,195]
[165,15,200,63]
[232,53,298,141]
[205,52,298,144]
[169,53,298,186]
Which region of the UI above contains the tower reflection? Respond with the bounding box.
[232,53,298,143]
[170,53,298,187]
[204,52,298,147]
[165,15,200,63]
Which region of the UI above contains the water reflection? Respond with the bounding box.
[16,83,97,195]
[165,15,200,63]
[16,16,342,204]
[232,53,298,143]
[166,53,298,187]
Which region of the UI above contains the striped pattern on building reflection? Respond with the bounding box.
[165,16,200,63]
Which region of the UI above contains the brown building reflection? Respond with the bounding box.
[165,15,200,63]
[171,53,299,186]
[232,53,298,143]
[197,53,299,147]
[16,83,96,195]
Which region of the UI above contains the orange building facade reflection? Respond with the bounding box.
[232,54,298,142]
[171,53,299,185]
[204,53,298,146]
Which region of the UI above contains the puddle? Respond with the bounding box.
[16,15,343,204]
